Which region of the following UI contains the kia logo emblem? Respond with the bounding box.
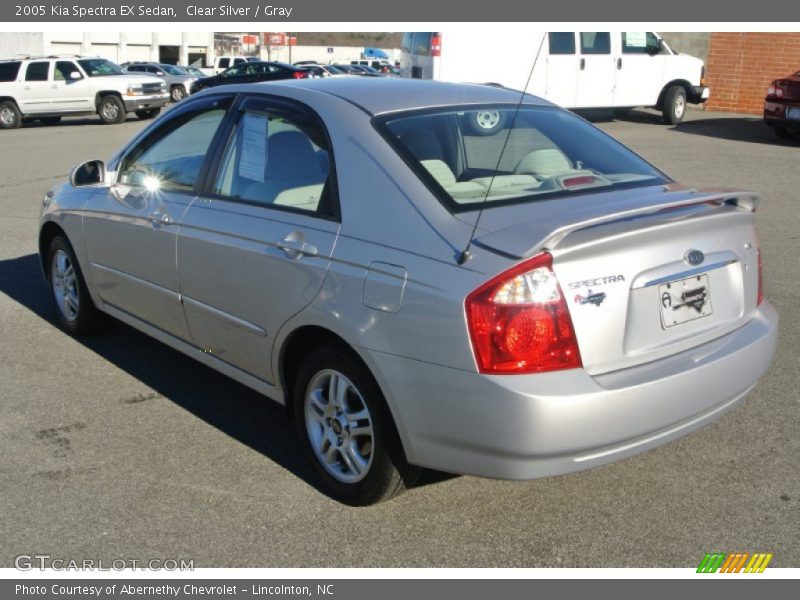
[684,249,705,266]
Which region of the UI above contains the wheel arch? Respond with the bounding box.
[656,79,692,110]
[38,221,68,275]
[277,324,414,460]
[94,90,124,107]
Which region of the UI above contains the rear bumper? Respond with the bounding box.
[367,302,778,479]
[688,85,710,104]
[764,99,800,128]
[123,94,169,111]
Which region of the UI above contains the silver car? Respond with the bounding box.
[38,78,778,505]
[123,62,196,102]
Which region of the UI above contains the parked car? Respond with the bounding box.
[339,64,384,77]
[764,71,800,139]
[297,64,346,78]
[0,56,168,129]
[400,31,709,124]
[352,59,400,75]
[190,61,310,94]
[212,56,259,75]
[330,64,363,75]
[122,62,197,102]
[39,78,777,505]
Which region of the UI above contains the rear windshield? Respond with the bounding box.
[0,61,21,82]
[377,106,667,212]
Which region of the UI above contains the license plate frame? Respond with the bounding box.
[659,274,713,329]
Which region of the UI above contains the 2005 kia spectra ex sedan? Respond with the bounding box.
[39,78,778,505]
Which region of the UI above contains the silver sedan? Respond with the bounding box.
[38,78,778,505]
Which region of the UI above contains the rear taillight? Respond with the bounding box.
[465,252,582,374]
[431,34,442,57]
[767,81,784,98]
[293,71,309,79]
[757,248,764,306]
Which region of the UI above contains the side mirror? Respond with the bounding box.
[648,39,664,55]
[69,71,82,80]
[71,160,106,187]
[156,70,165,76]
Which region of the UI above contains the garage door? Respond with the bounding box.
[50,42,82,57]
[90,43,119,62]
[125,44,152,63]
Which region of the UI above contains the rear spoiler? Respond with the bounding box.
[474,188,760,260]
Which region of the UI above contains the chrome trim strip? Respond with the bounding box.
[639,259,739,289]
[182,296,267,337]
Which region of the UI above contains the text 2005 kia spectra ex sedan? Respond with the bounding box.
[39,78,778,505]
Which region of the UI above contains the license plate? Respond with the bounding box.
[659,274,713,328]
[787,107,800,121]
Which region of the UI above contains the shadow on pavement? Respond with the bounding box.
[0,253,453,500]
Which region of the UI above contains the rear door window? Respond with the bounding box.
[580,32,611,55]
[25,62,50,81]
[548,33,576,55]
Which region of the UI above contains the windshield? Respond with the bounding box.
[185,67,205,77]
[77,59,126,77]
[379,106,667,211]
[162,65,187,76]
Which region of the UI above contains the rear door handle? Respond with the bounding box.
[580,58,586,70]
[276,236,318,259]
[148,210,172,227]
[617,58,622,69]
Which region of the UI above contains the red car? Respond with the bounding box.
[764,70,800,139]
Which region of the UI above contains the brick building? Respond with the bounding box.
[705,32,800,115]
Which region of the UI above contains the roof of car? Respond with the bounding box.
[251,77,553,116]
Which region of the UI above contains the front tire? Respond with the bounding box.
[97,95,126,124]
[0,100,22,129]
[662,85,687,125]
[47,235,103,335]
[293,347,419,505]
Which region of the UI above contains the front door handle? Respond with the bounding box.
[148,210,172,227]
[617,58,622,69]
[276,235,318,259]
[580,58,586,70]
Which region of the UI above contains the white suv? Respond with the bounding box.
[0,56,170,129]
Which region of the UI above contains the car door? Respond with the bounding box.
[613,32,667,107]
[18,61,53,114]
[177,94,340,383]
[82,94,234,341]
[545,32,578,107]
[575,32,615,108]
[51,61,93,111]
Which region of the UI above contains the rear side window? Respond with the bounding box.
[580,32,611,55]
[0,61,21,82]
[377,106,666,212]
[218,58,230,69]
[118,102,228,191]
[548,33,575,55]
[212,106,334,217]
[25,62,50,81]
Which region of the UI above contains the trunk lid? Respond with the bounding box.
[471,184,762,375]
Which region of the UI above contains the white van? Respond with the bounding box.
[400,31,709,125]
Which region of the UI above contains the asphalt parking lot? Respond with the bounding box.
[0,107,797,568]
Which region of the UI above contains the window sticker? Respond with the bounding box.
[625,32,647,48]
[238,112,269,182]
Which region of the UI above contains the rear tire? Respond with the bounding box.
[97,95,126,124]
[467,109,506,135]
[0,100,22,129]
[38,116,62,126]
[775,126,799,140]
[135,108,160,120]
[170,85,187,102]
[662,86,687,125]
[293,346,420,505]
[46,235,103,335]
